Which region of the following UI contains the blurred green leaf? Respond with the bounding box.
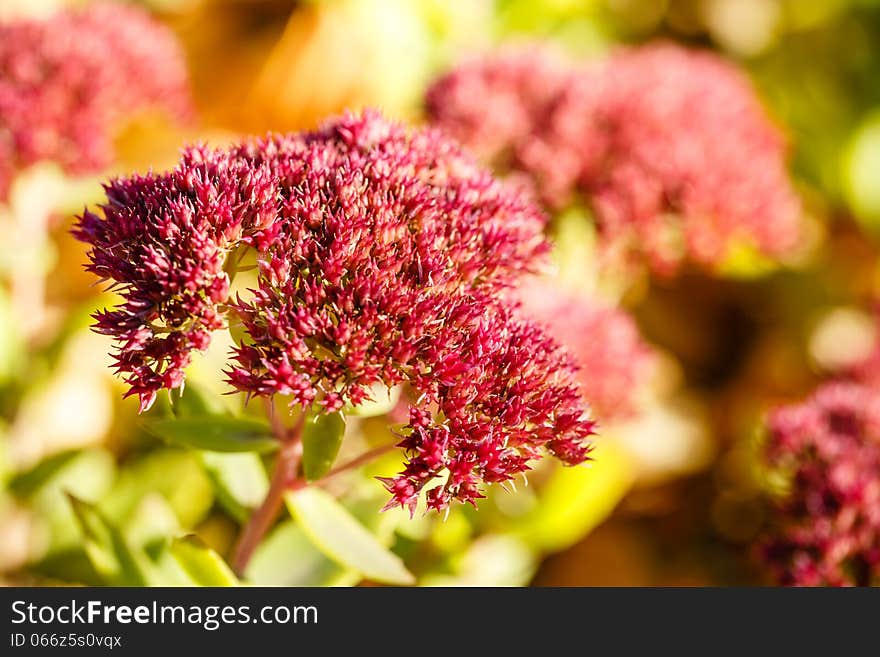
[844,111,880,229]
[9,450,83,498]
[169,536,238,586]
[199,452,268,522]
[67,495,150,586]
[246,521,358,587]
[285,487,414,585]
[30,549,105,586]
[716,241,779,280]
[11,449,116,556]
[100,449,213,529]
[0,288,22,385]
[172,381,227,418]
[144,416,278,453]
[422,535,537,586]
[510,440,633,553]
[122,493,181,551]
[301,412,345,481]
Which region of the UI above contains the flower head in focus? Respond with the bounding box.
[758,383,880,586]
[76,111,595,511]
[0,2,192,199]
[517,279,655,422]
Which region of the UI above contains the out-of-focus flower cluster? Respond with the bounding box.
[427,42,802,274]
[425,46,571,176]
[516,279,655,422]
[76,111,595,512]
[759,383,880,586]
[0,2,191,199]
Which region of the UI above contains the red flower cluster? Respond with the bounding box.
[74,148,279,413]
[0,3,191,199]
[517,280,655,421]
[426,43,801,274]
[759,383,880,586]
[76,112,595,511]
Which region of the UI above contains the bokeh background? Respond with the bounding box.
[2,0,880,586]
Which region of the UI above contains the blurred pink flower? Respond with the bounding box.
[425,46,572,174]
[517,280,655,422]
[759,383,880,586]
[427,43,802,274]
[76,111,595,511]
[0,2,192,199]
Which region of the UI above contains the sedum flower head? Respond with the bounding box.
[759,383,880,586]
[517,279,655,421]
[427,43,801,274]
[424,46,572,174]
[76,111,594,511]
[0,2,191,199]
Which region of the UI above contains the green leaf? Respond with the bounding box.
[510,440,633,552]
[171,381,226,418]
[121,493,181,551]
[9,450,83,498]
[169,536,239,587]
[844,111,880,229]
[99,449,214,529]
[199,452,269,522]
[717,240,778,280]
[67,495,150,586]
[301,412,345,481]
[12,449,116,556]
[285,487,414,585]
[143,416,278,453]
[245,521,358,587]
[421,535,537,587]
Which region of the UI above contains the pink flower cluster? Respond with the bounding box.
[0,3,191,199]
[517,280,655,421]
[425,46,571,174]
[426,42,801,274]
[759,383,880,586]
[76,112,595,511]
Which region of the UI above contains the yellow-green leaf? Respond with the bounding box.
[285,487,414,585]
[199,452,268,522]
[246,521,358,587]
[301,412,345,482]
[510,440,634,553]
[67,494,150,586]
[169,536,238,587]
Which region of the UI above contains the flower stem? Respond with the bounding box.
[231,412,304,576]
[289,442,396,492]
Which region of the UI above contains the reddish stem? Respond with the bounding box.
[289,442,396,492]
[232,413,396,576]
[231,414,304,576]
